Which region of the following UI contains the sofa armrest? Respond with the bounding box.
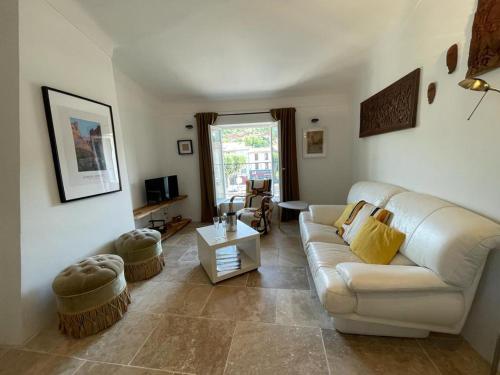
[336,263,457,292]
[309,205,346,226]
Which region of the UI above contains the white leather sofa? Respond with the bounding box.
[300,181,500,338]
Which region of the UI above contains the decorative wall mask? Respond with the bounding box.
[467,0,500,77]
[446,44,458,74]
[427,82,437,104]
[359,69,421,137]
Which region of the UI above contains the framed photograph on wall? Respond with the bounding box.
[303,128,326,158]
[41,86,122,203]
[177,139,193,155]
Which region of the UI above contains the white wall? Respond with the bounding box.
[352,0,500,364]
[114,68,166,209]
[0,0,22,344]
[116,91,353,223]
[17,0,134,343]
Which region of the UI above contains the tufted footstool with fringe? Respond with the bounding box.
[52,254,130,338]
[114,228,164,282]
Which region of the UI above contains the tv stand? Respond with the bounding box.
[133,195,191,241]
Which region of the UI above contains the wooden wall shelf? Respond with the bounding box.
[133,195,188,220]
[162,218,192,241]
[133,195,191,241]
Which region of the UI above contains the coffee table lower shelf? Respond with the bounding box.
[214,246,257,281]
[196,221,261,284]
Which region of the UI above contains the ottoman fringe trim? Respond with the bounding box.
[58,287,131,339]
[124,253,165,282]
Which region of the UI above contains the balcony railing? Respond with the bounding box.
[213,162,280,202]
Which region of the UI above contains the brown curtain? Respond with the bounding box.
[270,108,300,221]
[195,112,218,222]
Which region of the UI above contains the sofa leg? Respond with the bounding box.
[334,317,430,338]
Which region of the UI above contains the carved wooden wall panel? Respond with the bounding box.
[359,68,421,138]
[467,0,500,77]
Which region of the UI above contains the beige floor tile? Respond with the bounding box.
[158,261,211,284]
[25,311,161,365]
[277,247,307,267]
[322,329,440,375]
[75,361,174,374]
[277,235,302,249]
[201,286,277,323]
[131,314,235,375]
[260,247,279,266]
[225,321,329,375]
[0,347,8,360]
[276,289,333,328]
[177,247,199,262]
[129,281,213,315]
[162,245,189,262]
[173,233,197,247]
[216,273,249,286]
[418,336,494,375]
[0,349,83,375]
[306,267,317,294]
[247,266,309,290]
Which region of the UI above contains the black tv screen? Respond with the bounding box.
[145,175,178,203]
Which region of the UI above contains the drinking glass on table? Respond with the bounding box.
[220,214,227,239]
[213,216,220,230]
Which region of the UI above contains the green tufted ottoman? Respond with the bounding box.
[114,228,165,282]
[52,254,130,338]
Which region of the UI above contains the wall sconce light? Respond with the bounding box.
[458,78,500,120]
[185,124,194,130]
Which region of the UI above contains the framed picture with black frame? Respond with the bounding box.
[177,139,193,155]
[41,86,122,203]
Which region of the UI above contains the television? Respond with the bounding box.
[145,175,179,203]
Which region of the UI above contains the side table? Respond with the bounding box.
[277,200,308,228]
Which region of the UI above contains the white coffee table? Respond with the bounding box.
[196,220,260,283]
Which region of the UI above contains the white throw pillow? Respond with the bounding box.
[339,201,391,245]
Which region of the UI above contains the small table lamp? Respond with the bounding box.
[458,78,500,120]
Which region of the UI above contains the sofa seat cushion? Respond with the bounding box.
[307,242,360,276]
[299,213,344,249]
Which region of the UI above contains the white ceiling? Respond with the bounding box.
[55,0,419,100]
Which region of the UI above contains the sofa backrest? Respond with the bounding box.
[347,181,406,207]
[385,192,500,288]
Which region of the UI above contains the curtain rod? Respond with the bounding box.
[217,111,270,117]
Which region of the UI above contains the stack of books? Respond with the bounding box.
[216,247,241,272]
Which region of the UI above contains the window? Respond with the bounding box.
[211,122,280,203]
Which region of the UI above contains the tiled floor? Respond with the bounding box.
[0,222,496,374]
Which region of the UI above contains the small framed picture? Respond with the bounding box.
[177,139,193,155]
[303,128,326,158]
[42,86,122,203]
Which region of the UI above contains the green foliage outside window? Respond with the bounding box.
[223,154,246,181]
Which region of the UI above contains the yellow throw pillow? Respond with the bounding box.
[334,203,355,229]
[350,216,406,265]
